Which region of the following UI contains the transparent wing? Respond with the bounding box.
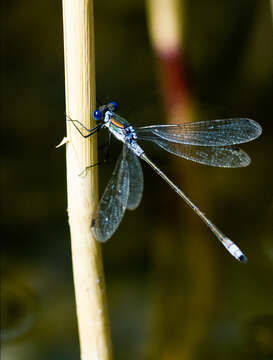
[126,149,144,210]
[136,118,262,146]
[147,137,250,167]
[92,145,130,242]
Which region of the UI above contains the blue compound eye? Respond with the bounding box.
[108,101,117,111]
[93,109,102,121]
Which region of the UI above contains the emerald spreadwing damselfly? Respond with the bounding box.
[68,101,262,263]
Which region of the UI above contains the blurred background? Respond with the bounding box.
[1,0,273,359]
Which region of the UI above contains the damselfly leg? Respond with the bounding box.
[66,114,102,138]
[79,133,112,176]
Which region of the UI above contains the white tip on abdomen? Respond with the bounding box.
[223,239,248,263]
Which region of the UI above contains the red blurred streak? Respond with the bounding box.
[157,50,192,123]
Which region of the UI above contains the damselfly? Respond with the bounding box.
[68,101,262,263]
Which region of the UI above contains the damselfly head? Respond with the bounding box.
[93,101,118,122]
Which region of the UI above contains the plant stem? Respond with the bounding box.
[62,1,112,359]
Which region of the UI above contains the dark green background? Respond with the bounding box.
[2,1,273,359]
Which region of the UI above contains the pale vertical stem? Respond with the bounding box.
[62,1,112,359]
[146,0,182,54]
